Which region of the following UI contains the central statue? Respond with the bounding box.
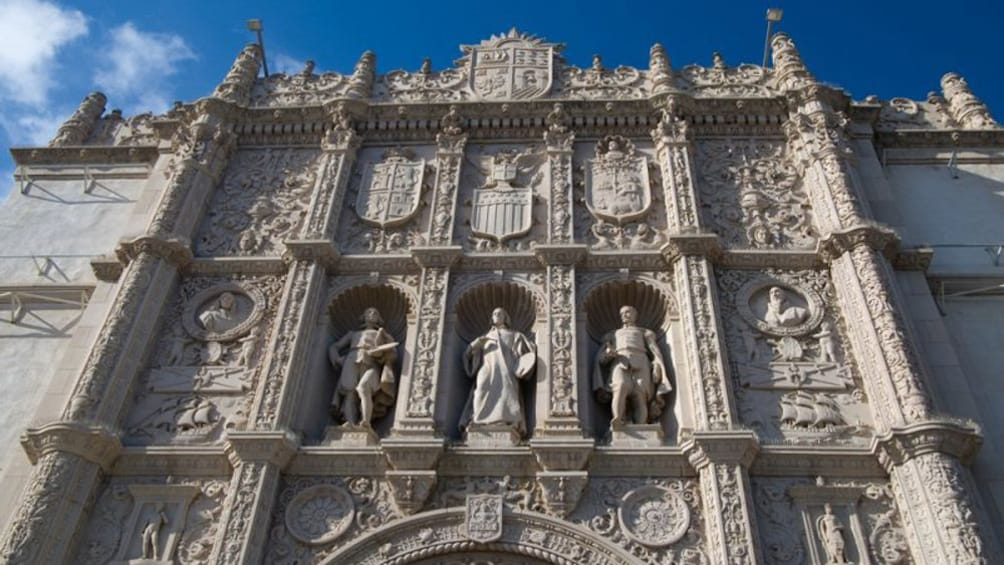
[460,307,537,434]
[328,307,398,428]
[592,305,672,426]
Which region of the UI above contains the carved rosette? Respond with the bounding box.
[618,486,690,547]
[285,485,356,545]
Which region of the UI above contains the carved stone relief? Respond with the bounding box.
[460,29,558,101]
[717,269,872,444]
[76,478,226,565]
[249,70,351,107]
[339,146,435,254]
[374,61,470,103]
[195,149,321,256]
[574,138,667,250]
[752,478,911,565]
[266,477,400,563]
[696,139,815,249]
[676,55,771,98]
[125,276,283,445]
[460,145,547,252]
[552,55,648,100]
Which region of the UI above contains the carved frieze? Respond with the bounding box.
[195,149,321,256]
[249,71,351,107]
[718,269,872,444]
[553,55,648,100]
[124,275,283,445]
[696,139,815,249]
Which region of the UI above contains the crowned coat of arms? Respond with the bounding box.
[462,29,558,100]
[355,150,425,228]
[584,136,652,225]
[470,149,535,243]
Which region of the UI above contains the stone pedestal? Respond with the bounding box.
[465,423,522,447]
[611,424,664,447]
[323,424,379,447]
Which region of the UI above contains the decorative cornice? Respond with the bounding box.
[112,446,232,476]
[20,422,121,472]
[681,429,760,471]
[534,244,588,266]
[381,436,446,471]
[892,247,935,271]
[224,430,300,469]
[115,235,193,268]
[410,245,463,269]
[872,418,984,471]
[529,437,595,471]
[90,256,124,282]
[282,239,341,268]
[660,233,722,265]
[10,145,160,166]
[186,256,289,276]
[815,224,899,263]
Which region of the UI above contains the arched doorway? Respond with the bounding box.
[320,506,639,565]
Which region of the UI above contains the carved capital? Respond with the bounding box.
[529,437,595,471]
[411,245,463,268]
[534,244,588,266]
[115,235,193,268]
[90,255,124,282]
[660,233,721,265]
[282,239,340,268]
[872,419,984,471]
[224,430,299,469]
[892,247,934,271]
[816,224,899,263]
[682,429,760,470]
[21,422,121,472]
[382,436,446,470]
[536,471,588,518]
[387,470,437,516]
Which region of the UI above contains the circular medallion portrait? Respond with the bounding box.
[183,283,265,342]
[737,280,823,337]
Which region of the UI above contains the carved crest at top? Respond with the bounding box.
[460,28,561,101]
[585,135,652,225]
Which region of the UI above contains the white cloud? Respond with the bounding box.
[94,22,195,114]
[274,53,305,75]
[0,0,88,107]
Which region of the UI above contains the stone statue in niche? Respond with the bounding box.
[328,307,399,427]
[141,502,169,559]
[460,307,536,434]
[817,503,849,564]
[592,305,672,426]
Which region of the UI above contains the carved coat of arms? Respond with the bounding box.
[470,149,535,243]
[465,494,503,543]
[355,150,425,228]
[462,29,557,100]
[585,136,652,225]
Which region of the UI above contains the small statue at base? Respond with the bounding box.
[329,307,398,428]
[592,305,672,426]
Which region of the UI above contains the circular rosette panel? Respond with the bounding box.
[285,485,356,546]
[455,282,539,343]
[183,283,266,342]
[618,485,690,548]
[583,279,676,342]
[329,284,412,342]
[736,279,823,337]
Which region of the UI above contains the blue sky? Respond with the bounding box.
[1,0,1001,197]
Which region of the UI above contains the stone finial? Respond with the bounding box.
[770,32,815,91]
[213,43,262,105]
[648,43,674,95]
[940,72,998,129]
[348,50,377,99]
[49,92,107,147]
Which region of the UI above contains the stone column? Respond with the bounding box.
[49,91,106,146]
[210,432,297,564]
[775,31,1002,562]
[653,101,762,563]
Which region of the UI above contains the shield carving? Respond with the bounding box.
[355,154,425,228]
[585,137,652,225]
[471,186,533,243]
[469,43,553,100]
[465,494,503,543]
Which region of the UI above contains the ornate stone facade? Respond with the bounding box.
[0,29,1001,564]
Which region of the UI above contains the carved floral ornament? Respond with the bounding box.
[617,485,691,548]
[285,484,356,546]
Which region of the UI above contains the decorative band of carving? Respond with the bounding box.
[224,430,299,468]
[872,419,984,472]
[534,244,588,266]
[410,245,463,268]
[660,233,721,265]
[816,224,899,263]
[682,430,760,470]
[115,235,193,268]
[282,239,341,267]
[20,422,121,472]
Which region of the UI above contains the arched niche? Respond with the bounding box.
[445,281,544,441]
[580,278,680,441]
[319,507,636,565]
[307,283,415,440]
